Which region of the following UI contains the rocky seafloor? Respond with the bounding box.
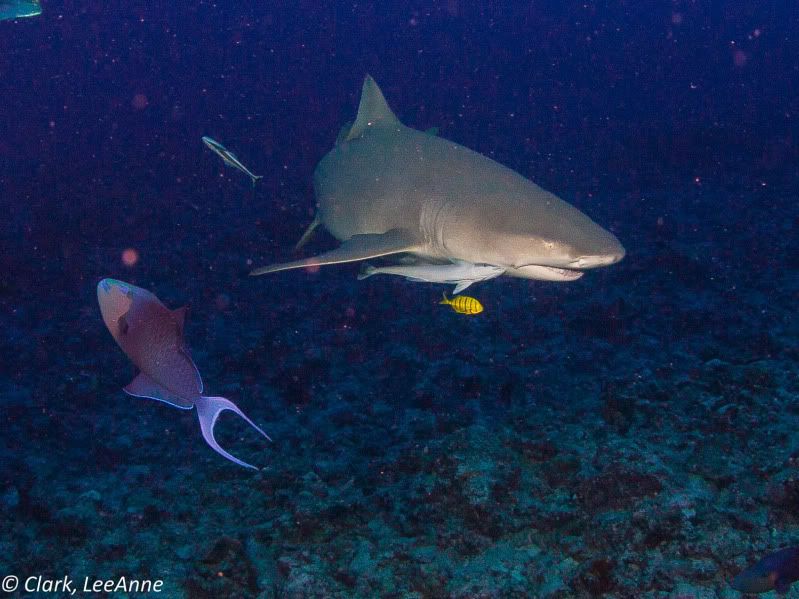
[2,178,799,598]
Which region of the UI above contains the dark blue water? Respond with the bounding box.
[2,1,798,597]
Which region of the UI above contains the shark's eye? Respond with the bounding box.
[118,315,129,335]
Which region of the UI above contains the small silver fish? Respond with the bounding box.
[202,136,263,186]
[358,260,505,294]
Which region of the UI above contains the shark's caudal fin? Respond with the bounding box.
[250,228,421,276]
[195,396,271,470]
[345,75,402,141]
[251,175,263,187]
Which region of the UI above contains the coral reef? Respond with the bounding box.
[2,176,797,597]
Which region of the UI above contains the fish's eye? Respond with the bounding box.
[118,315,129,335]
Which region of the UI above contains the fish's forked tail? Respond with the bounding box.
[195,395,272,470]
[439,292,451,305]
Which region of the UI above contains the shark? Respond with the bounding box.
[97,278,270,469]
[250,75,624,290]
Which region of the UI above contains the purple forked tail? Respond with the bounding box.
[195,396,272,470]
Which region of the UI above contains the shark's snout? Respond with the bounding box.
[567,229,625,269]
[569,248,625,269]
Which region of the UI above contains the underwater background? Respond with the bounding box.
[2,1,799,597]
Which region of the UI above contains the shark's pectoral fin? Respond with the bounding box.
[123,372,194,409]
[251,229,421,276]
[195,395,271,470]
[294,214,322,251]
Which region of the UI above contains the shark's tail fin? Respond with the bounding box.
[251,175,263,188]
[357,264,377,281]
[195,395,271,470]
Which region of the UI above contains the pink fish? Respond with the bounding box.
[97,278,270,469]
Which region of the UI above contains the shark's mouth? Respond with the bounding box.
[569,254,625,268]
[506,264,585,282]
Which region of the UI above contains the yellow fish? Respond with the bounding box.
[439,292,483,315]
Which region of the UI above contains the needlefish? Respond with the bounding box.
[202,136,263,186]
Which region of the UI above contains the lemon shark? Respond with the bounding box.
[251,76,624,289]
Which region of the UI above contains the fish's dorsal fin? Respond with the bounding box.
[356,264,377,280]
[173,306,188,333]
[453,281,473,294]
[346,75,401,141]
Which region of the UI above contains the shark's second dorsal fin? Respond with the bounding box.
[346,75,401,141]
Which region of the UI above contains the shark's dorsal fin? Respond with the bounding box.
[335,121,353,146]
[346,75,401,141]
